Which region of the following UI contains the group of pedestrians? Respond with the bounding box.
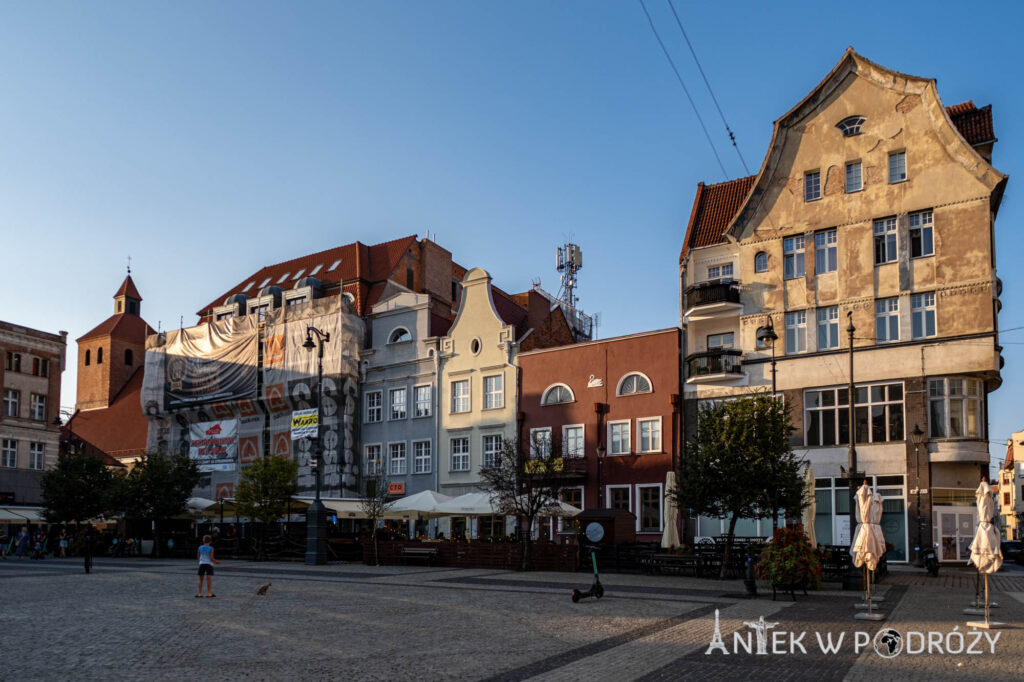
[2,526,71,559]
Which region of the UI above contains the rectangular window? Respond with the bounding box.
[911,293,936,339]
[845,161,862,192]
[31,357,49,377]
[251,304,269,323]
[414,385,432,418]
[707,263,733,280]
[450,438,470,472]
[785,311,807,354]
[3,389,19,418]
[874,217,898,264]
[365,391,382,423]
[1,440,16,468]
[638,418,661,453]
[29,442,44,470]
[388,442,407,476]
[609,486,631,512]
[929,377,984,439]
[5,352,21,372]
[639,485,662,532]
[451,380,470,413]
[216,312,232,321]
[608,420,631,455]
[364,444,381,476]
[909,210,934,258]
[875,298,900,343]
[563,425,584,458]
[814,229,837,274]
[530,428,552,458]
[804,382,904,446]
[413,440,431,474]
[483,375,504,410]
[816,306,839,350]
[30,394,46,421]
[707,333,734,350]
[389,388,407,420]
[286,296,306,307]
[558,487,583,532]
[483,435,503,469]
[783,236,805,279]
[889,151,907,183]
[804,171,821,201]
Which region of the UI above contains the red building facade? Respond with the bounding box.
[518,328,681,542]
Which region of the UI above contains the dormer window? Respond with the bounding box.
[388,327,412,344]
[617,372,652,396]
[836,116,866,137]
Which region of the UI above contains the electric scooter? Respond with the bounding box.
[571,546,604,602]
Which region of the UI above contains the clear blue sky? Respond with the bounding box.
[2,1,1020,470]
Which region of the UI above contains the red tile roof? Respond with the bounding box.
[947,100,996,146]
[199,235,418,316]
[77,313,155,343]
[490,286,529,338]
[679,175,756,261]
[114,275,142,300]
[70,368,148,461]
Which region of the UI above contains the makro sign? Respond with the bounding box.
[290,408,319,440]
[705,610,1000,658]
[188,419,238,472]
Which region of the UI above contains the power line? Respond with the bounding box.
[638,0,728,180]
[665,0,750,175]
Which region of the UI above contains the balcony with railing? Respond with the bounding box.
[686,349,744,383]
[683,280,742,322]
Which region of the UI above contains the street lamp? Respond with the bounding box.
[756,317,778,396]
[596,446,606,508]
[911,424,927,566]
[844,310,863,588]
[303,325,331,566]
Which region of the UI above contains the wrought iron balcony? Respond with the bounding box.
[683,280,741,320]
[686,349,744,383]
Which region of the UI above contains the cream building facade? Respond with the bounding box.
[999,432,1023,541]
[680,49,1006,563]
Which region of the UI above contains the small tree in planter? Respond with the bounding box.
[755,524,822,599]
[360,471,394,566]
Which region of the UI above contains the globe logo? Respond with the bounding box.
[873,629,903,658]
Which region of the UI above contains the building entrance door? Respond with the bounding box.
[933,507,976,562]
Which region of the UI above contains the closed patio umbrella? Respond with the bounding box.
[801,467,817,548]
[661,472,681,549]
[852,481,886,620]
[967,479,1004,629]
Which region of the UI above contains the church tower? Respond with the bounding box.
[76,274,154,411]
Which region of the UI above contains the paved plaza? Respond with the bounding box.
[2,557,1023,681]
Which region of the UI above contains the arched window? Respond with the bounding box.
[388,327,411,344]
[541,384,575,406]
[85,350,91,366]
[754,251,768,273]
[836,116,866,137]
[617,372,652,396]
[97,347,103,364]
[125,349,133,366]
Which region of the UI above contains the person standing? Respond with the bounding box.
[59,529,69,558]
[14,526,29,558]
[196,535,221,598]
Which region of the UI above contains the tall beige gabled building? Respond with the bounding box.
[679,48,1006,563]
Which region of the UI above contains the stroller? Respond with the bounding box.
[31,534,46,560]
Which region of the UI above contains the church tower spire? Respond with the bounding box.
[113,275,142,317]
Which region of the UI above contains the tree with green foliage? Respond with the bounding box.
[117,452,200,557]
[359,470,394,566]
[674,393,805,579]
[41,454,116,526]
[234,456,298,560]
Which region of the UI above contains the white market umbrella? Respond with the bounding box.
[435,492,503,516]
[967,480,1004,629]
[852,482,886,620]
[534,498,582,518]
[188,497,217,514]
[389,490,453,518]
[661,471,681,549]
[802,467,817,548]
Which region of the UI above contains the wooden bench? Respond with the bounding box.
[645,553,702,577]
[399,546,439,565]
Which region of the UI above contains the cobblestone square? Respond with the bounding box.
[2,558,1023,681]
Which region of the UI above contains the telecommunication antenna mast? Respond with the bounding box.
[556,243,583,308]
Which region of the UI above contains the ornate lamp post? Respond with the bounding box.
[756,317,778,396]
[844,311,863,588]
[303,325,330,565]
[911,424,927,566]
